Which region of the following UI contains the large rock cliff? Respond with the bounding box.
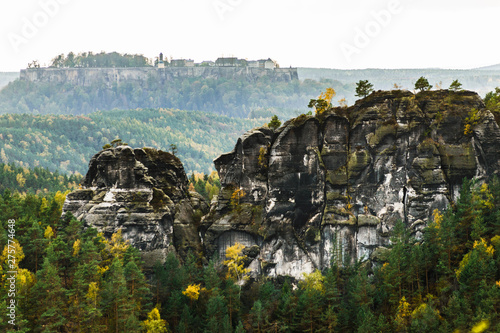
[62,90,500,279]
[62,146,209,267]
[201,90,500,279]
[20,67,298,86]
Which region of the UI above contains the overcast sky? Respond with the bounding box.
[0,0,499,72]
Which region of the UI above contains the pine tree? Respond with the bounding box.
[235,320,245,333]
[299,270,326,332]
[204,259,222,291]
[101,257,129,333]
[355,80,374,98]
[258,281,279,329]
[249,300,264,333]
[20,221,46,272]
[268,115,282,130]
[449,79,462,92]
[319,269,341,332]
[45,236,73,288]
[158,252,187,328]
[32,257,68,332]
[124,259,151,320]
[178,305,194,333]
[415,77,432,92]
[205,294,228,333]
[275,279,297,332]
[382,220,411,306]
[69,239,104,332]
[184,250,202,284]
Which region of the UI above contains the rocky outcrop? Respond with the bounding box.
[61,90,500,279]
[20,67,298,86]
[201,90,500,279]
[62,146,209,267]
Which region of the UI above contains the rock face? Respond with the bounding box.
[62,90,500,279]
[62,146,209,267]
[202,90,500,279]
[20,67,298,86]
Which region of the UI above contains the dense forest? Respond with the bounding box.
[0,109,263,175]
[0,75,350,118]
[0,163,81,194]
[1,172,500,332]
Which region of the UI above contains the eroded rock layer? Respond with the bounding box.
[62,146,209,267]
[201,90,500,279]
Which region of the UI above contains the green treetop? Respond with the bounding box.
[355,80,374,98]
[268,115,282,130]
[415,76,433,92]
[449,79,463,91]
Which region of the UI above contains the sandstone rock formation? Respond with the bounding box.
[62,90,500,279]
[62,146,209,267]
[201,90,500,279]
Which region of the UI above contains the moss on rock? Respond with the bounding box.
[367,124,397,147]
[358,214,380,227]
[326,167,348,186]
[347,150,371,177]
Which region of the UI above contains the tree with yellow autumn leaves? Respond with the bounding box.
[308,87,336,115]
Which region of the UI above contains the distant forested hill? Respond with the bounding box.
[478,63,500,71]
[0,72,19,89]
[2,67,499,119]
[0,75,350,118]
[0,162,81,194]
[0,109,264,174]
[298,67,500,100]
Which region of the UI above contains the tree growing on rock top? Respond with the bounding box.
[449,79,463,92]
[485,87,500,123]
[102,138,128,150]
[355,80,374,98]
[308,87,336,115]
[268,115,281,130]
[415,77,433,92]
[169,143,178,156]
